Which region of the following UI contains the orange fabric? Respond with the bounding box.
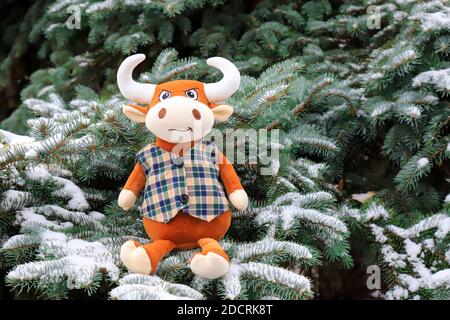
[196,238,230,263]
[130,239,176,273]
[217,150,243,195]
[150,80,211,107]
[142,240,176,273]
[123,163,146,197]
[126,80,222,115]
[127,103,148,114]
[143,209,232,249]
[130,214,231,272]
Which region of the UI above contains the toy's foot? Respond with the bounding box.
[120,240,152,275]
[190,252,230,279]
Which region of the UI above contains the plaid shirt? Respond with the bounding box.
[136,141,229,223]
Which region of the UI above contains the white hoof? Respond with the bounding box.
[229,189,249,211]
[120,240,152,275]
[118,189,137,211]
[190,252,229,279]
[120,240,137,262]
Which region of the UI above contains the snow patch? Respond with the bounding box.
[416,157,429,168]
[381,245,406,268]
[26,165,89,211]
[412,11,450,32]
[7,237,119,289]
[0,130,35,145]
[365,203,389,222]
[413,68,450,94]
[1,190,30,209]
[24,94,66,115]
[369,224,388,243]
[111,274,204,300]
[423,239,435,251]
[52,177,89,210]
[385,285,409,300]
[26,165,52,180]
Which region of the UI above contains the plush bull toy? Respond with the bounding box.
[117,54,248,279]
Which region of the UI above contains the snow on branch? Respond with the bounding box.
[234,239,312,263]
[6,231,119,290]
[14,207,70,231]
[184,238,315,299]
[0,130,35,146]
[40,205,104,227]
[1,190,32,213]
[380,244,407,269]
[334,204,361,220]
[110,274,204,300]
[272,191,335,208]
[413,68,450,95]
[385,238,450,300]
[369,224,388,243]
[217,262,311,300]
[367,207,450,299]
[410,8,450,32]
[364,202,390,222]
[24,93,67,115]
[2,233,39,250]
[26,165,89,211]
[239,262,311,293]
[386,213,450,239]
[256,206,347,233]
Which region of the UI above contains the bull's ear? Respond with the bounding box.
[212,104,234,122]
[123,104,147,123]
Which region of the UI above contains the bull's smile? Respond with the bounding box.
[169,127,193,132]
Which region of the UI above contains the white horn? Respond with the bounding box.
[117,54,155,104]
[204,57,240,102]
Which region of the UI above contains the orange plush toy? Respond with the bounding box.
[117,54,248,279]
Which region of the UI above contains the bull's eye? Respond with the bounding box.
[159,90,171,101]
[185,89,198,100]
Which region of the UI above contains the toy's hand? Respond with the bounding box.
[118,189,137,211]
[228,189,248,211]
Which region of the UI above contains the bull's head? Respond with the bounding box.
[117,54,240,143]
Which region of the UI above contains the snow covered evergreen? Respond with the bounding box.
[1,0,449,300]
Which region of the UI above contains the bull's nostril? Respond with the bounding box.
[192,109,201,120]
[158,108,166,119]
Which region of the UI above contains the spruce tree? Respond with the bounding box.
[1,0,449,300]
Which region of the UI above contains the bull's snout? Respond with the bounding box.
[158,108,167,119]
[192,108,201,120]
[155,105,202,121]
[145,96,215,143]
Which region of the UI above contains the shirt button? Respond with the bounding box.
[180,194,189,204]
[172,157,184,167]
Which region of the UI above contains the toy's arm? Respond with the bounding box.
[217,151,248,212]
[118,163,146,211]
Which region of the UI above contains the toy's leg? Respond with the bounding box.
[120,239,175,275]
[189,238,230,279]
